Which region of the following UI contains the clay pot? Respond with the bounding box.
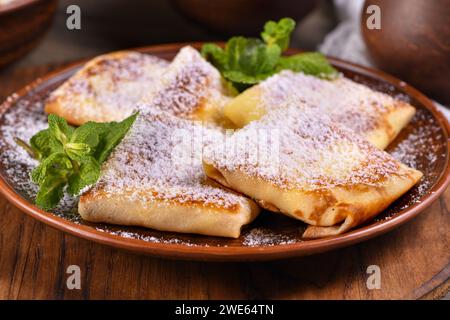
[0,0,58,69]
[171,0,320,36]
[361,0,450,104]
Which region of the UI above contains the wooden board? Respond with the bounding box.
[0,64,448,300]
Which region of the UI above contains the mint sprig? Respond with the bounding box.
[17,113,137,210]
[277,52,339,80]
[201,17,338,91]
[261,17,295,50]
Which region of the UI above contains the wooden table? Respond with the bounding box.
[0,65,449,300]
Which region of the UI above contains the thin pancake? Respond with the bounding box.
[79,47,259,238]
[203,103,422,238]
[223,70,416,149]
[45,51,168,125]
[79,109,259,238]
[136,46,234,124]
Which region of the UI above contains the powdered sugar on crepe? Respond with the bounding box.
[90,109,247,209]
[137,46,231,119]
[47,51,169,121]
[85,47,245,209]
[259,70,407,134]
[205,102,401,190]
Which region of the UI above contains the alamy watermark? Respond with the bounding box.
[66,5,81,30]
[170,124,281,176]
[366,265,381,290]
[365,4,381,30]
[66,265,81,290]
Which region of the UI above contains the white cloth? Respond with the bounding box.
[319,0,450,118]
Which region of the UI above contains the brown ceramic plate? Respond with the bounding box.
[1,43,449,261]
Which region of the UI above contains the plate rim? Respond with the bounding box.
[1,42,449,261]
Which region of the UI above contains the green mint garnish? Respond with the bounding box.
[261,17,296,50]
[201,17,338,91]
[17,113,137,210]
[276,52,339,80]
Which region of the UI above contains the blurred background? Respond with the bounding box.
[1,0,337,66]
[0,0,449,104]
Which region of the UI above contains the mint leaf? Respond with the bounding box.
[277,52,339,79]
[31,153,72,185]
[65,113,135,196]
[204,37,281,89]
[201,43,227,72]
[32,152,72,210]
[93,113,137,163]
[65,142,91,161]
[70,114,137,163]
[29,129,63,159]
[226,37,280,76]
[201,17,337,92]
[35,172,67,210]
[48,114,73,144]
[261,17,296,50]
[70,121,106,147]
[67,156,100,196]
[26,112,137,210]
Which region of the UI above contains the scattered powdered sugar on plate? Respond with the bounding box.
[390,109,443,169]
[95,227,205,247]
[0,97,80,219]
[0,99,44,199]
[243,228,297,246]
[375,108,447,220]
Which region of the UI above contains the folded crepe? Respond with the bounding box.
[79,109,259,238]
[136,46,234,124]
[78,47,259,238]
[203,103,422,238]
[45,51,169,125]
[223,70,416,149]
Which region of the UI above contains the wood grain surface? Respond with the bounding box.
[0,64,448,300]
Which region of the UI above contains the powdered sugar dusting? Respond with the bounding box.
[96,228,205,246]
[260,70,408,135]
[47,51,169,122]
[243,228,297,246]
[390,109,443,169]
[86,47,245,209]
[137,46,230,119]
[0,53,446,247]
[0,98,79,219]
[377,108,447,218]
[206,103,401,190]
[89,108,247,209]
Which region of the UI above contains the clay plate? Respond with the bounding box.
[0,43,449,261]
